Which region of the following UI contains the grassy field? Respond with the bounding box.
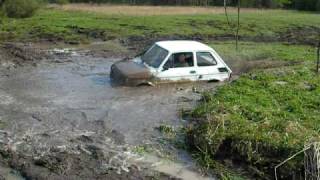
[211,41,315,62]
[59,4,260,15]
[0,6,319,44]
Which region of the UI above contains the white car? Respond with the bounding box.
[110,40,232,86]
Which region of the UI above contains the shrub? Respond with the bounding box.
[3,0,40,18]
[57,0,69,4]
[294,0,319,11]
[317,0,320,11]
[48,0,69,5]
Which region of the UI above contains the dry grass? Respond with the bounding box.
[58,3,264,16]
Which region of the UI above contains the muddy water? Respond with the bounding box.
[0,48,218,179]
[137,153,214,180]
[0,165,24,180]
[0,50,211,144]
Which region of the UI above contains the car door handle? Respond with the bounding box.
[190,70,196,74]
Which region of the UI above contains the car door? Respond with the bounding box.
[156,52,198,82]
[195,51,229,81]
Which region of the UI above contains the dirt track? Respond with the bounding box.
[0,43,220,179]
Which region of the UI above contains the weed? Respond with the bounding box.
[157,124,176,135]
[132,145,152,155]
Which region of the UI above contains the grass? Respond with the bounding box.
[59,4,264,16]
[132,145,152,155]
[0,6,319,43]
[210,41,316,62]
[157,124,176,135]
[210,41,317,74]
[188,63,320,178]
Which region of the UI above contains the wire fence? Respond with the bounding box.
[274,142,320,180]
[304,143,320,180]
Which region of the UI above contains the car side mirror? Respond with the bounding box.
[162,66,169,71]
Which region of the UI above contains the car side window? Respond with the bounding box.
[196,52,217,66]
[173,52,194,68]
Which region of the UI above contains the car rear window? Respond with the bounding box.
[196,52,217,66]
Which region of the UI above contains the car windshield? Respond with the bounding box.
[141,45,168,68]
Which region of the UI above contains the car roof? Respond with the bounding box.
[155,40,213,52]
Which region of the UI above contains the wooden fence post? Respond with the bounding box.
[236,0,240,51]
[317,42,319,73]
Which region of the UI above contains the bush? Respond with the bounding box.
[3,0,40,18]
[317,0,320,11]
[48,0,69,5]
[57,0,69,4]
[294,0,320,11]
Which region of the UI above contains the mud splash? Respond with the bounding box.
[137,154,215,180]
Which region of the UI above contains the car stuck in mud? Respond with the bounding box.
[110,40,232,86]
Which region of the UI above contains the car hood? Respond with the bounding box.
[112,60,152,79]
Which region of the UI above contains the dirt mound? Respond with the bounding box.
[279,26,320,46]
[0,43,48,68]
[120,26,320,51]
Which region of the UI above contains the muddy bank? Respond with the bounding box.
[5,24,318,49]
[0,43,48,68]
[117,26,320,49]
[0,144,176,180]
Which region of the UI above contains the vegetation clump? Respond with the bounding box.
[2,0,40,18]
[187,65,320,179]
[49,0,69,5]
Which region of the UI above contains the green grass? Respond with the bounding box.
[132,145,152,155]
[210,41,316,62]
[0,8,319,43]
[185,34,319,179]
[188,64,320,178]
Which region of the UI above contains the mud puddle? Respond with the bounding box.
[0,47,219,179]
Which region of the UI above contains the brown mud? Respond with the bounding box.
[117,25,320,49]
[22,24,320,47]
